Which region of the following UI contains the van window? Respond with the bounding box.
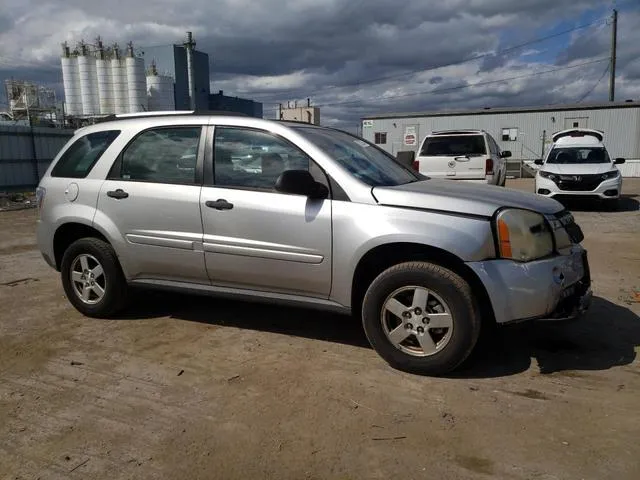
[51,130,120,178]
[420,135,486,156]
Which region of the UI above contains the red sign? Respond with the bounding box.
[404,134,416,146]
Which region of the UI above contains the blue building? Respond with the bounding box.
[141,44,210,110]
[208,90,263,118]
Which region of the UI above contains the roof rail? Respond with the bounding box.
[114,110,195,118]
[94,110,251,123]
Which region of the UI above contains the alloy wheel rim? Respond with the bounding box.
[380,285,454,357]
[70,254,106,305]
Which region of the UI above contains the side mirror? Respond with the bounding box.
[500,150,512,158]
[615,158,626,164]
[534,159,544,165]
[275,170,329,199]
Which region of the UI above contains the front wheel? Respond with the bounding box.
[60,237,128,318]
[361,262,481,376]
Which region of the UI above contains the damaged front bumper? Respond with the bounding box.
[467,246,592,324]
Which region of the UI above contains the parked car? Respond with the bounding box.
[534,128,625,208]
[412,129,511,186]
[36,113,591,375]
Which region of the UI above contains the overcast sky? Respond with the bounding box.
[1,0,639,130]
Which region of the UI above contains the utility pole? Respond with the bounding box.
[184,31,197,110]
[609,8,617,102]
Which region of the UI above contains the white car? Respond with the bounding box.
[534,128,625,208]
[413,129,511,186]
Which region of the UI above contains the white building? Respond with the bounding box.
[361,101,640,177]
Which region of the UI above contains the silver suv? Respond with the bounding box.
[36,112,591,375]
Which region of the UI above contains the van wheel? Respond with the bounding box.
[361,262,481,376]
[60,238,128,318]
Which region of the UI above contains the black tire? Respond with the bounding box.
[361,262,481,376]
[60,237,128,318]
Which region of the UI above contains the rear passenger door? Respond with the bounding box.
[96,124,208,283]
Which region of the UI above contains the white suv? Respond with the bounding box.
[534,128,625,208]
[413,130,511,186]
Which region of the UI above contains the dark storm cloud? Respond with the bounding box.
[1,0,638,127]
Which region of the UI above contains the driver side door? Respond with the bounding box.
[199,126,333,298]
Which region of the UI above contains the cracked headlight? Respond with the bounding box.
[495,209,554,262]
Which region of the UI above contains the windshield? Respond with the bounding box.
[420,135,486,156]
[293,127,420,187]
[547,147,610,164]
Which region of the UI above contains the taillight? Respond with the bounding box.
[485,158,494,175]
[412,160,420,171]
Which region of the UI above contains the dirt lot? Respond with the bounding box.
[1,179,639,479]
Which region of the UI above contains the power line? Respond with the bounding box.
[314,58,610,109]
[577,60,611,102]
[251,15,608,102]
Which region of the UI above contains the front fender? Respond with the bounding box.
[329,202,495,307]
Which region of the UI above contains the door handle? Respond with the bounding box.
[206,199,234,210]
[454,156,470,162]
[107,189,129,199]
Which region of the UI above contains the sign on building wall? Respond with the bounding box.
[362,120,373,128]
[404,125,417,146]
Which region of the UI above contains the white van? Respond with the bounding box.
[534,128,625,208]
[413,130,511,186]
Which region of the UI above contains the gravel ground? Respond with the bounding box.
[1,179,639,479]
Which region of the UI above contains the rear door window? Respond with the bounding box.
[115,126,202,184]
[420,135,486,156]
[51,130,120,178]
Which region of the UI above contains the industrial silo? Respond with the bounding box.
[111,46,128,114]
[95,39,113,114]
[60,43,81,115]
[146,65,175,111]
[125,42,148,113]
[77,44,99,115]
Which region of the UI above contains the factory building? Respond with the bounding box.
[278,102,320,125]
[208,90,263,118]
[141,35,210,111]
[361,101,640,177]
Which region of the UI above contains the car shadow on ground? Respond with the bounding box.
[117,291,638,378]
[451,296,640,378]
[118,288,371,349]
[558,194,639,212]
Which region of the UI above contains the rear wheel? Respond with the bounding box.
[361,262,481,376]
[60,237,128,318]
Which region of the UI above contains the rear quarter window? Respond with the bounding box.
[420,135,486,156]
[51,130,120,178]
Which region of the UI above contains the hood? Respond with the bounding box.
[541,163,615,175]
[372,179,563,218]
